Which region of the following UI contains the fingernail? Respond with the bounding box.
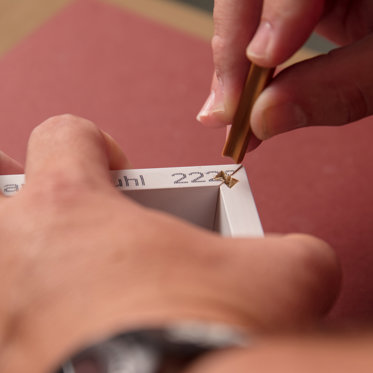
[256,103,307,139]
[247,20,273,60]
[101,130,132,169]
[197,78,226,127]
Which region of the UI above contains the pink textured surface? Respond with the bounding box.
[0,0,372,321]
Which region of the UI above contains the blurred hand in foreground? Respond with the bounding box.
[0,115,339,372]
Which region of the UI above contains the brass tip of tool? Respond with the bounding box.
[222,64,275,163]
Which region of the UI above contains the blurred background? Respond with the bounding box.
[0,0,335,58]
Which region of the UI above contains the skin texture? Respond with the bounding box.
[0,115,340,373]
[185,332,373,373]
[197,0,373,146]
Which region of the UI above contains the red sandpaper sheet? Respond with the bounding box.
[0,0,372,321]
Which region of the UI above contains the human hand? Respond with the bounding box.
[0,115,339,373]
[184,330,373,373]
[197,1,373,141]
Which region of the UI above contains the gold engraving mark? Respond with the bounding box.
[213,171,239,188]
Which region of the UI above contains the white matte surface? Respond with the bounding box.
[0,165,263,237]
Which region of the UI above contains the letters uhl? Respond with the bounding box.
[115,175,146,188]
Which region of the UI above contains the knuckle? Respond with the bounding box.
[211,33,250,78]
[286,234,340,308]
[211,34,225,59]
[211,34,232,73]
[212,4,224,29]
[44,113,82,125]
[35,114,79,131]
[31,114,96,138]
[325,49,371,123]
[341,83,369,123]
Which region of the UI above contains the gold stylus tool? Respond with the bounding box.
[222,64,275,163]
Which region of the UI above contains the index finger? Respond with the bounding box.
[247,0,325,66]
[212,0,263,118]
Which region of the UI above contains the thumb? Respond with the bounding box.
[250,35,373,140]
